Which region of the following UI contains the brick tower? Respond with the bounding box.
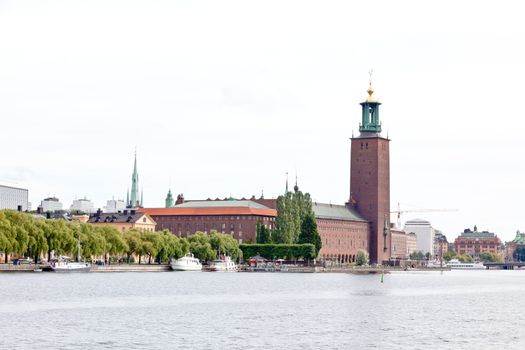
[349,81,391,264]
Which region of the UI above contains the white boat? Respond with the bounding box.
[447,259,485,270]
[170,253,202,271]
[44,260,91,272]
[207,256,237,272]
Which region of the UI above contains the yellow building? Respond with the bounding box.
[88,210,156,232]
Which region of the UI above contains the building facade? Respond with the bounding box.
[104,198,126,213]
[390,229,408,259]
[454,227,502,259]
[314,203,370,263]
[70,198,95,214]
[0,184,29,211]
[88,209,156,232]
[40,197,63,212]
[404,219,435,255]
[140,200,276,243]
[433,231,449,259]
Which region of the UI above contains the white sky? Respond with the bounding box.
[1,0,524,241]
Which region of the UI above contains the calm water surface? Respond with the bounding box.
[1,270,524,349]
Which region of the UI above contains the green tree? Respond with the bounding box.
[356,250,369,266]
[274,188,316,245]
[409,251,425,260]
[123,229,143,264]
[256,221,272,244]
[209,231,243,261]
[188,232,215,262]
[457,254,473,263]
[443,250,457,262]
[298,214,322,257]
[479,252,499,263]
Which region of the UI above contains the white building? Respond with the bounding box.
[0,184,29,211]
[70,198,95,214]
[104,198,126,213]
[404,218,435,255]
[40,197,63,212]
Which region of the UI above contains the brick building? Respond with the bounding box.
[454,227,502,259]
[140,200,276,243]
[313,203,370,262]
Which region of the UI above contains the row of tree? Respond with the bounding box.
[0,210,242,264]
[240,243,316,260]
[408,249,502,263]
[256,188,322,256]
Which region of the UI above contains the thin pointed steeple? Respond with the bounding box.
[285,172,289,193]
[129,150,140,208]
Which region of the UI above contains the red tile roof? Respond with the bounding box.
[138,207,277,217]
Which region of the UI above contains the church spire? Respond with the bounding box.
[129,150,140,208]
[285,172,289,193]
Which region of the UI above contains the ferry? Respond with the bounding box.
[170,253,202,271]
[207,256,237,272]
[447,259,485,270]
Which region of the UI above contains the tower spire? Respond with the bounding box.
[285,172,289,193]
[129,150,140,208]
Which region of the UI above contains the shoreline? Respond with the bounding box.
[0,263,452,273]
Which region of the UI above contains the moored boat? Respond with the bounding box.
[206,256,237,272]
[170,253,202,271]
[43,260,92,272]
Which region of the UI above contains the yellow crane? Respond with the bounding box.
[390,203,458,229]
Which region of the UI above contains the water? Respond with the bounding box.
[1,270,524,349]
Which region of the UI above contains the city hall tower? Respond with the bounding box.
[349,81,391,264]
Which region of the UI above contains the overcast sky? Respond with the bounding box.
[1,0,524,241]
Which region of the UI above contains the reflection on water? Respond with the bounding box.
[1,270,524,349]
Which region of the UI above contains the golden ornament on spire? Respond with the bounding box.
[366,69,378,102]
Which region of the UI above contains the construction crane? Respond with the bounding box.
[390,203,458,229]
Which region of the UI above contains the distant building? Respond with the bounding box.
[70,198,95,214]
[390,229,407,259]
[40,197,63,212]
[88,209,156,232]
[0,184,29,211]
[404,219,435,255]
[504,230,525,261]
[104,198,126,213]
[454,226,502,259]
[140,199,276,244]
[433,231,449,259]
[406,232,417,256]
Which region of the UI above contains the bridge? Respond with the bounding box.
[484,262,525,270]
